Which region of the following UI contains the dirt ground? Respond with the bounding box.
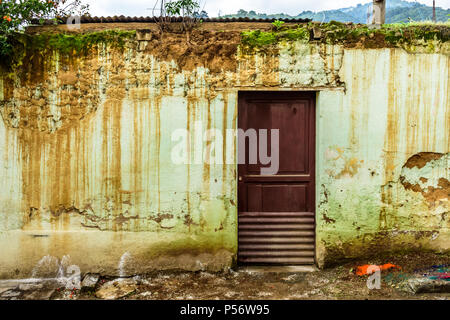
[1,252,449,300]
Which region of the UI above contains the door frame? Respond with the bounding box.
[236,90,317,266]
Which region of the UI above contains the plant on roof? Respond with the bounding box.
[165,0,200,17]
[159,0,204,38]
[152,0,205,35]
[241,25,310,51]
[0,0,89,59]
[272,20,285,30]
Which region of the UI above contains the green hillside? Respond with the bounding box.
[222,0,450,23]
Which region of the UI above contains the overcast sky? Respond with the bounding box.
[83,0,450,17]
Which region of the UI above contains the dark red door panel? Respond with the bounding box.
[238,91,316,265]
[244,184,308,212]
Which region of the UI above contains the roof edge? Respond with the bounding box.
[31,16,312,25]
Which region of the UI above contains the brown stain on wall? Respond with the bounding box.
[1,51,102,133]
[401,177,450,204]
[132,98,142,231]
[384,49,400,184]
[14,50,103,226]
[143,30,241,74]
[379,45,449,232]
[322,213,336,224]
[221,92,228,196]
[2,26,446,238]
[260,53,280,87]
[327,147,363,179]
[335,157,363,179]
[100,45,128,231]
[400,152,450,205]
[153,97,162,214]
[380,49,402,230]
[403,152,445,169]
[185,99,192,229]
[3,45,143,231]
[199,98,213,230]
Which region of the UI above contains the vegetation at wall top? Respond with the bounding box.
[240,21,450,53]
[2,30,136,72]
[28,29,136,54]
[1,21,449,72]
[241,26,310,48]
[0,0,89,59]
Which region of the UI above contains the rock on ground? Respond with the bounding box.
[95,278,138,300]
[400,278,450,294]
[1,290,21,298]
[81,274,100,291]
[23,289,55,300]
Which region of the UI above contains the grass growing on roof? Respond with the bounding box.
[240,21,449,52]
[241,25,310,50]
[27,30,136,54]
[1,30,136,71]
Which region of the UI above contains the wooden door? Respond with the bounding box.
[238,91,316,265]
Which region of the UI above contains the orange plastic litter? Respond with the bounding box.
[355,263,401,276]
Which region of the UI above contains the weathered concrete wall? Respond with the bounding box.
[0,26,448,277]
[316,49,449,266]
